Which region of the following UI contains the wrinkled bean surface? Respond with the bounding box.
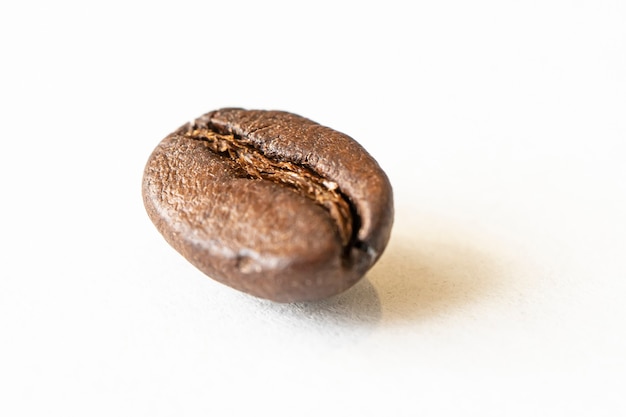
[142,109,393,302]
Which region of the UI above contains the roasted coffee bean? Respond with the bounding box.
[142,109,393,302]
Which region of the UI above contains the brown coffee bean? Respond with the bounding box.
[142,109,393,302]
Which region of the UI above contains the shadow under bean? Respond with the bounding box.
[367,235,499,323]
[248,232,499,332]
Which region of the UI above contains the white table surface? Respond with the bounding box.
[1,1,625,416]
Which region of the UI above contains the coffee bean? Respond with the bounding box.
[142,109,393,302]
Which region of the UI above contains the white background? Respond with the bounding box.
[1,1,625,416]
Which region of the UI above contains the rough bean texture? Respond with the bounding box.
[142,109,394,302]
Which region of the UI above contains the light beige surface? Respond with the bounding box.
[1,1,625,416]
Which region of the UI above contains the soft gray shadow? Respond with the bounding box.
[367,235,500,323]
[244,233,499,331]
[247,276,382,330]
